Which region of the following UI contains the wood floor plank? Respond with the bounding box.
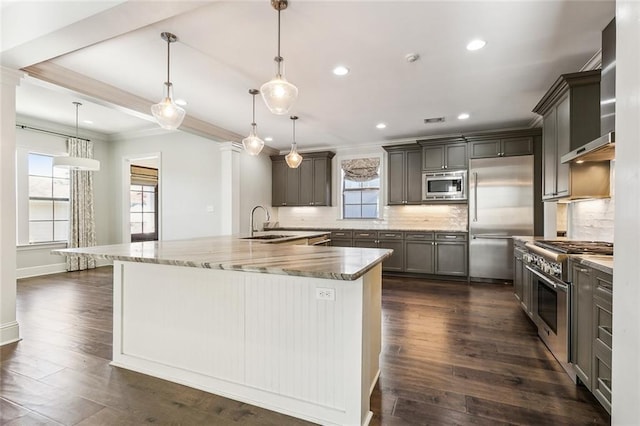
[3,267,611,425]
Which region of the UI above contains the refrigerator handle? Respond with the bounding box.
[472,172,478,222]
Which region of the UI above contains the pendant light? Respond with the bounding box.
[151,32,186,130]
[260,0,298,115]
[53,102,100,171]
[242,89,265,156]
[285,115,303,168]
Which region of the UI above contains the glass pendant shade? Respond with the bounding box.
[285,143,303,168]
[242,125,265,156]
[151,83,186,130]
[260,68,298,115]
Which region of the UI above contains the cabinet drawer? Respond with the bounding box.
[435,233,467,241]
[377,231,403,240]
[353,231,376,239]
[330,231,353,239]
[593,339,612,414]
[404,232,434,240]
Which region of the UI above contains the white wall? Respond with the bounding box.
[612,1,640,423]
[15,117,112,278]
[109,130,222,242]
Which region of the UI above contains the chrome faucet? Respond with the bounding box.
[250,205,271,237]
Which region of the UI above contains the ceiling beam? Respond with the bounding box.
[24,62,242,143]
[1,1,209,69]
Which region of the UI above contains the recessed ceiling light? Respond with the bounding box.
[175,99,188,106]
[457,113,470,120]
[264,136,273,142]
[376,123,387,129]
[466,39,486,51]
[83,120,93,124]
[333,65,350,76]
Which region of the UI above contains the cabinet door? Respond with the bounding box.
[593,287,612,415]
[502,137,533,157]
[444,143,468,170]
[435,242,467,276]
[513,254,524,302]
[542,110,557,198]
[379,239,404,272]
[422,145,445,171]
[272,160,287,206]
[555,96,571,197]
[469,140,501,158]
[353,239,377,249]
[312,157,330,206]
[405,150,423,204]
[404,241,435,274]
[387,151,406,205]
[572,264,593,390]
[331,239,352,247]
[285,166,300,206]
[298,158,314,206]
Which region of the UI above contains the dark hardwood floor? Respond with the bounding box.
[1,268,610,425]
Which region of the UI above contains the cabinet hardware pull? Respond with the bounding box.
[577,268,589,273]
[473,172,478,222]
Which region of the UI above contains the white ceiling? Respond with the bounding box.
[5,1,615,151]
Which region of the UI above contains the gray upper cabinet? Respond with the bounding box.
[417,135,467,171]
[271,151,334,207]
[532,70,601,201]
[467,130,536,159]
[383,145,422,205]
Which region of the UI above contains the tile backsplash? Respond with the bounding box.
[567,198,615,242]
[274,204,468,231]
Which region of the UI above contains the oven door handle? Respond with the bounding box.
[525,265,569,292]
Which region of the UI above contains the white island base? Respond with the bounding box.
[111,260,382,425]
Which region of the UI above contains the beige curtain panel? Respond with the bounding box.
[341,158,380,182]
[67,138,97,272]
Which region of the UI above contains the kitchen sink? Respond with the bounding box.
[240,234,293,240]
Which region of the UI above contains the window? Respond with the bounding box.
[28,153,70,243]
[130,165,158,242]
[341,157,380,219]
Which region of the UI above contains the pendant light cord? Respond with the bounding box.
[166,38,171,85]
[276,8,282,76]
[291,117,296,148]
[251,93,257,126]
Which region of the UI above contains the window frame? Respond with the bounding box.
[27,152,70,244]
[338,153,383,220]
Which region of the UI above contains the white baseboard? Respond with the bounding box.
[16,259,112,279]
[0,321,20,346]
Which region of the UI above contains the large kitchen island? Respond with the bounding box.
[53,234,391,426]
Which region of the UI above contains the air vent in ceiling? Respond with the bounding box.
[424,117,445,124]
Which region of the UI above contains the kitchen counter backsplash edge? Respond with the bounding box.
[271,226,468,233]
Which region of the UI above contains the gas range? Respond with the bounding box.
[523,240,614,282]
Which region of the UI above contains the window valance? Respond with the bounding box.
[341,158,380,182]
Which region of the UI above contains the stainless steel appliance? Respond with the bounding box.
[522,240,614,381]
[422,170,466,201]
[469,155,534,280]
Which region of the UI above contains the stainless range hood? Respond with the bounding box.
[562,18,616,165]
[561,132,614,163]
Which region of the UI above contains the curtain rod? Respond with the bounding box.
[16,124,91,142]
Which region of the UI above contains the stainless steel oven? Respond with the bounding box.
[527,265,572,377]
[422,170,467,201]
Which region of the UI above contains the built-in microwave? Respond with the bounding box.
[422,170,467,201]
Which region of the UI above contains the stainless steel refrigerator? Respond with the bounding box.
[469,155,534,281]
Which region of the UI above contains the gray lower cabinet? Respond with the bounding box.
[513,247,525,303]
[404,232,435,274]
[404,232,467,276]
[376,231,404,272]
[330,230,352,247]
[569,260,613,415]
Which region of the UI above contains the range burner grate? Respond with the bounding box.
[534,240,614,255]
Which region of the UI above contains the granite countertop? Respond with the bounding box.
[52,234,392,281]
[573,255,614,276]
